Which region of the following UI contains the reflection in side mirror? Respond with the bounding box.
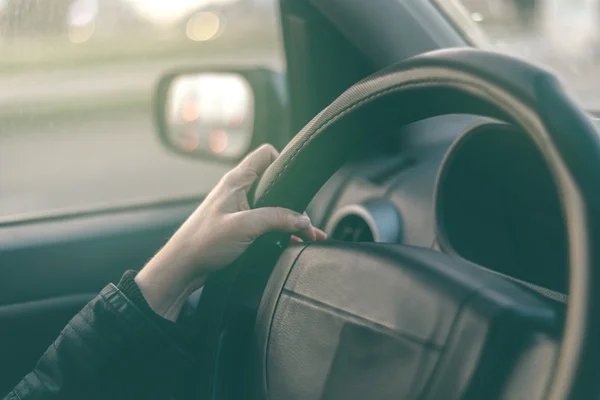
[163,73,254,160]
[155,67,287,162]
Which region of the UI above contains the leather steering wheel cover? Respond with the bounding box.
[252,48,600,399]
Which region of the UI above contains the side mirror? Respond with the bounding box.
[154,68,287,162]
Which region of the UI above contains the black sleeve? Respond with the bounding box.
[3,274,196,400]
[117,270,195,347]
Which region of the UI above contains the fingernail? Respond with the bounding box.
[294,215,311,230]
[290,235,303,243]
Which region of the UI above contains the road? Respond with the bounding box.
[0,53,281,218]
[0,110,232,217]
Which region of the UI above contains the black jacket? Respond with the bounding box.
[3,271,197,400]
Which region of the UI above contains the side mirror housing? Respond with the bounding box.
[154,67,286,162]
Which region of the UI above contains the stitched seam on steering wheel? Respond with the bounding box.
[260,75,476,200]
[259,82,412,200]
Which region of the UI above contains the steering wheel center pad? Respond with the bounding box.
[256,242,554,399]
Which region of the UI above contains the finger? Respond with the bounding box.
[297,226,317,242]
[237,143,279,175]
[224,144,279,190]
[314,228,328,241]
[289,235,303,244]
[234,207,311,238]
[296,212,324,241]
[297,227,327,242]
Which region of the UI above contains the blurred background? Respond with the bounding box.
[0,0,598,217]
[454,0,600,108]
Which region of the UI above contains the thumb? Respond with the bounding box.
[234,207,312,239]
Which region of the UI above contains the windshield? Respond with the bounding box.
[434,0,600,110]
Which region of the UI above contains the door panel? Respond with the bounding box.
[0,293,94,393]
[0,198,199,394]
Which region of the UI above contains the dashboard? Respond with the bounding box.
[307,114,569,296]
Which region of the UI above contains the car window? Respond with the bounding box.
[434,0,600,111]
[0,0,283,217]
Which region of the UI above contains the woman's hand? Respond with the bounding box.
[135,144,326,321]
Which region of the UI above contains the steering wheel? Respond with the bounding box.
[192,48,600,399]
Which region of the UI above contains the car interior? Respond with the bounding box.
[1,0,599,398]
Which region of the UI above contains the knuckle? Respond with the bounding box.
[222,170,238,186]
[240,169,258,184]
[211,181,230,202]
[252,144,277,162]
[275,208,293,227]
[273,207,286,222]
[224,166,257,190]
[258,143,276,153]
[238,199,250,212]
[222,170,244,188]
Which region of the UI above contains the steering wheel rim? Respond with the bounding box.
[195,48,600,400]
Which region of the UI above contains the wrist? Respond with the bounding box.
[135,259,207,322]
